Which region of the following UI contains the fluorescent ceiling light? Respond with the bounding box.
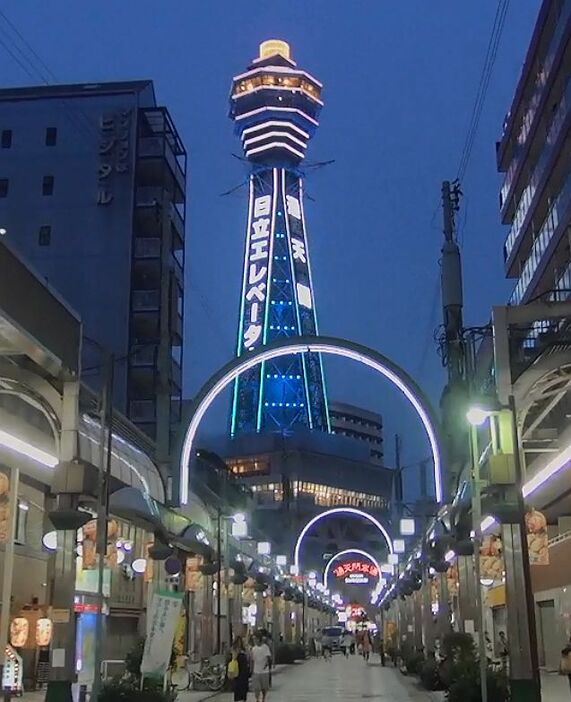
[0,429,57,467]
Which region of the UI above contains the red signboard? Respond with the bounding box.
[333,560,379,578]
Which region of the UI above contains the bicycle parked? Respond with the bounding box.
[167,656,225,698]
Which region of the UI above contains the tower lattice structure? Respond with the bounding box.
[230,40,331,436]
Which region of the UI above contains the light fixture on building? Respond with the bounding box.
[393,539,406,554]
[388,554,399,565]
[466,406,491,427]
[41,531,57,552]
[289,565,299,576]
[399,518,415,536]
[276,555,287,566]
[0,429,58,467]
[132,558,147,574]
[257,542,271,556]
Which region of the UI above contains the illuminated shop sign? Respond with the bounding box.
[333,560,379,584]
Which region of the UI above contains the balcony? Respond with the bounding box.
[170,202,185,244]
[133,238,161,259]
[129,399,156,423]
[499,0,571,164]
[170,358,182,390]
[503,80,571,267]
[136,186,163,208]
[509,166,571,306]
[129,344,157,367]
[138,136,186,199]
[131,289,160,312]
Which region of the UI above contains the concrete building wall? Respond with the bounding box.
[0,89,149,408]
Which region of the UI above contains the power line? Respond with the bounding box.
[456,0,511,182]
[0,10,99,141]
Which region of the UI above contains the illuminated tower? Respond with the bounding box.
[230,40,331,436]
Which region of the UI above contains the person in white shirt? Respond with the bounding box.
[251,634,272,702]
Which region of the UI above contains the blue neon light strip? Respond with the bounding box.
[282,169,313,429]
[231,176,255,436]
[256,168,279,432]
[299,178,331,433]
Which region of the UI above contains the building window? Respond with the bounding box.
[38,225,51,246]
[15,501,29,545]
[0,179,8,198]
[42,175,54,196]
[1,130,12,148]
[45,127,57,146]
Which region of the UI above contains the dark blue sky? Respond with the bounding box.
[2,2,540,479]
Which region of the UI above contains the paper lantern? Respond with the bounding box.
[35,618,52,647]
[10,618,28,648]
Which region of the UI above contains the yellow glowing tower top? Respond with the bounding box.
[259,39,291,61]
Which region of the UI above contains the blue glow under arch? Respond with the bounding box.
[294,506,394,573]
[322,548,382,588]
[177,336,444,506]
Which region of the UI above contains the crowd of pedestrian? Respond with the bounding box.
[227,633,272,702]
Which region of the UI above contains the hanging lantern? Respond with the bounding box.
[35,618,53,647]
[9,618,29,648]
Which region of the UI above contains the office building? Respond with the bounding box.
[329,401,384,464]
[0,80,186,461]
[497,1,571,346]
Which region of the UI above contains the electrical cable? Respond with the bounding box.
[456,0,511,182]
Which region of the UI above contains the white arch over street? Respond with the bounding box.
[178,336,444,506]
[294,506,394,573]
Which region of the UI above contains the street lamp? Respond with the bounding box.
[466,407,489,702]
[466,406,491,427]
[467,399,540,701]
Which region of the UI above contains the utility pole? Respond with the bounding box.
[439,180,469,498]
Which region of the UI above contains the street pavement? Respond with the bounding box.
[185,654,442,702]
[17,664,570,701]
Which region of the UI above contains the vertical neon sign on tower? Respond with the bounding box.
[230,40,331,435]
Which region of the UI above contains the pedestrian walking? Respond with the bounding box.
[498,631,509,673]
[362,632,372,663]
[560,635,571,693]
[228,637,250,702]
[342,631,352,658]
[251,634,272,702]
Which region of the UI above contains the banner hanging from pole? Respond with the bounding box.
[141,590,184,678]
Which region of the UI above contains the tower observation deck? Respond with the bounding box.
[229,40,331,436]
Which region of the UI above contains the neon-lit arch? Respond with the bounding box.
[294,506,393,573]
[322,548,382,588]
[178,336,443,506]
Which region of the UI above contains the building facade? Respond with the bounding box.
[217,428,393,574]
[0,81,186,463]
[497,0,571,346]
[229,40,330,436]
[329,401,384,464]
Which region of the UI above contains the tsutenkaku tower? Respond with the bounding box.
[229,40,331,436]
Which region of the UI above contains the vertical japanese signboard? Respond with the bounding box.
[282,170,330,431]
[238,170,277,354]
[232,169,277,434]
[141,591,184,678]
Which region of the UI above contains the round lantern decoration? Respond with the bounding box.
[10,618,29,648]
[165,557,182,576]
[35,618,53,647]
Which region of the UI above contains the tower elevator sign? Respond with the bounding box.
[239,171,277,352]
